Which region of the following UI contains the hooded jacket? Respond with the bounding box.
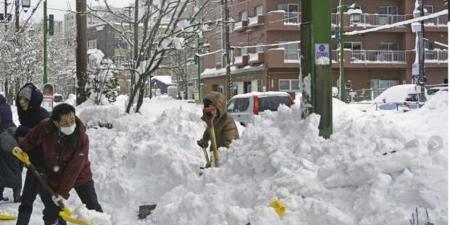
[19,117,93,199]
[199,92,239,151]
[0,95,21,189]
[15,83,50,138]
[0,95,15,131]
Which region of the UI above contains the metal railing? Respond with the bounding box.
[423,15,448,26]
[351,50,406,63]
[425,50,448,62]
[332,13,410,27]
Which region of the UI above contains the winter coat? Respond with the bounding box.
[19,117,93,199]
[0,95,21,189]
[0,95,15,131]
[15,83,50,138]
[15,83,49,169]
[199,92,239,151]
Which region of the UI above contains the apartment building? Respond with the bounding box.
[201,0,448,99]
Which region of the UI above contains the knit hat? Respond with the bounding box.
[18,86,32,101]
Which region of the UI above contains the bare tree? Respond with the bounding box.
[90,0,211,113]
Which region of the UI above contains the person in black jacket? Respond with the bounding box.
[14,83,50,225]
[0,94,21,202]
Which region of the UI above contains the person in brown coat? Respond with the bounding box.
[197,92,239,152]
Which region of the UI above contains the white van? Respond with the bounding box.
[226,92,294,125]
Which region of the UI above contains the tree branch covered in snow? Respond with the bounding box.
[97,0,211,113]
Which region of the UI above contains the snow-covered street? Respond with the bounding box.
[0,92,447,225]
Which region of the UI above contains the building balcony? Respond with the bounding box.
[233,20,248,32]
[248,15,264,27]
[332,13,412,31]
[424,15,448,32]
[332,49,410,68]
[266,11,300,31]
[233,55,249,67]
[265,48,299,69]
[248,52,264,64]
[425,49,448,64]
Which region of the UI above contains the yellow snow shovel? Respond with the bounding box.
[0,213,16,221]
[12,147,93,225]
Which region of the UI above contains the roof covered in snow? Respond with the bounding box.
[151,76,174,85]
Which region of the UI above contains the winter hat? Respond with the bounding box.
[18,86,33,101]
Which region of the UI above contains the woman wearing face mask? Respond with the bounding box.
[15,103,103,225]
[14,83,50,225]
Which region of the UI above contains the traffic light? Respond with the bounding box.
[48,14,54,36]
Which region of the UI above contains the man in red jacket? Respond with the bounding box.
[17,103,102,225]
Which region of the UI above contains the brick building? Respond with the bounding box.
[200,0,448,99]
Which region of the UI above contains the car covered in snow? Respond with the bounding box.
[226,92,294,125]
[374,84,427,111]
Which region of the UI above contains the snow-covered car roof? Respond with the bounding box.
[374,84,425,103]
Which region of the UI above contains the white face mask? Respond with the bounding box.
[60,123,76,135]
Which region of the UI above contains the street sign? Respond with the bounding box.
[315,43,330,65]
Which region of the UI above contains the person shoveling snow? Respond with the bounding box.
[197,92,239,167]
[11,104,108,225]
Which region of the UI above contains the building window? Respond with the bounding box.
[371,79,399,98]
[238,11,248,21]
[378,6,399,25]
[378,42,398,50]
[257,79,263,92]
[255,5,263,16]
[281,43,299,60]
[88,39,97,49]
[232,82,239,95]
[241,47,248,56]
[278,4,299,24]
[279,79,300,91]
[343,42,362,50]
[423,5,434,15]
[244,81,251,93]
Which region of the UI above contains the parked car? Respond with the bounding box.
[374,84,427,111]
[426,84,448,95]
[226,92,294,125]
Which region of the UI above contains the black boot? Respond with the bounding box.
[13,188,21,203]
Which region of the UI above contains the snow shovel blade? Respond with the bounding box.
[0,213,16,221]
[12,148,93,225]
[59,207,93,225]
[12,147,31,166]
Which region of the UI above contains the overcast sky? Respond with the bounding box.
[15,0,133,22]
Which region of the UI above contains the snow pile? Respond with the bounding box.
[145,94,447,225]
[76,96,206,223]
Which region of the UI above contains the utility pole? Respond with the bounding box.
[76,0,87,105]
[197,37,202,102]
[301,0,332,138]
[43,0,48,84]
[222,0,232,100]
[418,0,426,102]
[4,0,8,31]
[338,0,345,101]
[14,0,18,31]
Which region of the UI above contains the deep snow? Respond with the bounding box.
[0,92,447,225]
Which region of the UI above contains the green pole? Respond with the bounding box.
[339,0,345,101]
[197,38,201,102]
[43,0,48,84]
[301,0,332,138]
